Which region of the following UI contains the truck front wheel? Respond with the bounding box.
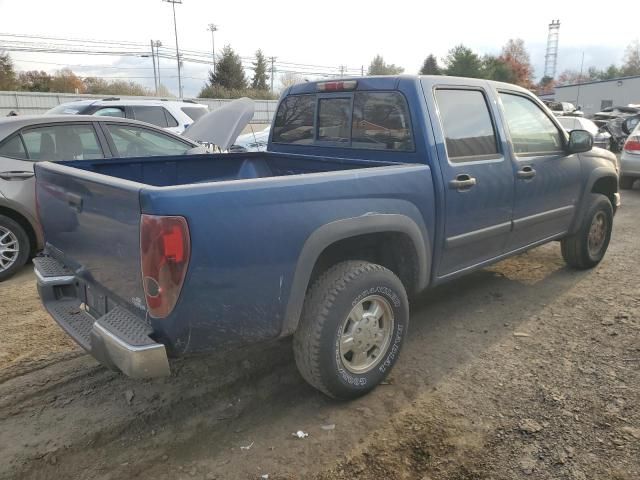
[293,261,409,399]
[561,194,613,270]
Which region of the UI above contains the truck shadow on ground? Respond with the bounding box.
[9,242,597,480]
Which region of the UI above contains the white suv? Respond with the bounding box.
[47,98,208,134]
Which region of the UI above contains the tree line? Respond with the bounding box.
[368,39,640,94]
[367,39,536,89]
[0,53,174,96]
[3,39,640,99]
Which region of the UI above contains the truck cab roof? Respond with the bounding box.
[284,75,532,96]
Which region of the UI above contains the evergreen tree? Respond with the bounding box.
[444,45,483,78]
[419,54,441,75]
[209,45,247,90]
[0,52,17,90]
[481,55,515,83]
[367,55,404,75]
[251,49,269,90]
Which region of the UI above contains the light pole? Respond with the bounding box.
[207,23,218,75]
[153,40,163,89]
[163,0,183,98]
[149,40,158,95]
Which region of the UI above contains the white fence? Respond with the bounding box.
[0,91,278,124]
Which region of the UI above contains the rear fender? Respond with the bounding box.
[281,213,430,336]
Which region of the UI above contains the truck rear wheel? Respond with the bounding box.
[0,215,30,282]
[561,194,613,270]
[293,261,409,399]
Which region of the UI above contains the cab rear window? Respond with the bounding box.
[272,91,414,151]
[272,95,315,145]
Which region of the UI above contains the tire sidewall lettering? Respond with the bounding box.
[335,284,405,388]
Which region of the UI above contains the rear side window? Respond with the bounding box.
[0,135,27,159]
[318,97,351,143]
[132,106,168,128]
[181,107,207,121]
[105,124,191,157]
[94,107,125,118]
[21,124,104,161]
[435,89,499,161]
[164,109,179,127]
[272,95,315,144]
[352,92,414,151]
[499,93,563,154]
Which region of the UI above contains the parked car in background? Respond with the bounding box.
[620,118,640,189]
[46,99,208,134]
[34,76,619,399]
[0,115,206,281]
[544,101,583,117]
[230,126,270,152]
[557,116,612,150]
[592,105,640,128]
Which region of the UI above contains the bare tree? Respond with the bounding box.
[279,72,304,90]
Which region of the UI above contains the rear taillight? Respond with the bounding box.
[140,215,190,318]
[624,136,640,153]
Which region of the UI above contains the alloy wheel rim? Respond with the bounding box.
[339,295,394,374]
[587,211,607,257]
[0,226,19,272]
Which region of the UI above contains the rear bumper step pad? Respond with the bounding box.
[34,256,170,378]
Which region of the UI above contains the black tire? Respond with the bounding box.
[619,176,635,190]
[0,215,30,282]
[561,194,613,270]
[293,261,409,399]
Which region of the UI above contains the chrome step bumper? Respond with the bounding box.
[34,256,170,378]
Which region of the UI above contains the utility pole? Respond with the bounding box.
[270,56,276,93]
[361,65,364,76]
[207,23,218,75]
[163,0,183,98]
[153,40,163,88]
[576,51,585,108]
[339,65,345,77]
[150,40,158,95]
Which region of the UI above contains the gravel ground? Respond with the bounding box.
[0,188,638,480]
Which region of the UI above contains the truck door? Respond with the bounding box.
[430,86,515,277]
[497,91,582,250]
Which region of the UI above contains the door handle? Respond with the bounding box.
[517,166,536,179]
[0,171,34,180]
[66,193,83,212]
[449,174,477,190]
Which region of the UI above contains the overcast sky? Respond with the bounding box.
[0,0,636,97]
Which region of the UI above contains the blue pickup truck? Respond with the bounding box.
[34,76,619,399]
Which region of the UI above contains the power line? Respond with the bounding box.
[1,33,366,88]
[0,32,146,47]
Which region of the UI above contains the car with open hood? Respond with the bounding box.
[0,98,254,280]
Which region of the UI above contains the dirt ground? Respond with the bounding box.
[1,189,638,480]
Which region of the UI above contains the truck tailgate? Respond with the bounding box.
[35,162,145,312]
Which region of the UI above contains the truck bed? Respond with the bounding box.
[35,152,435,357]
[57,152,390,187]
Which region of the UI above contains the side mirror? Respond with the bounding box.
[622,116,640,135]
[567,129,593,154]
